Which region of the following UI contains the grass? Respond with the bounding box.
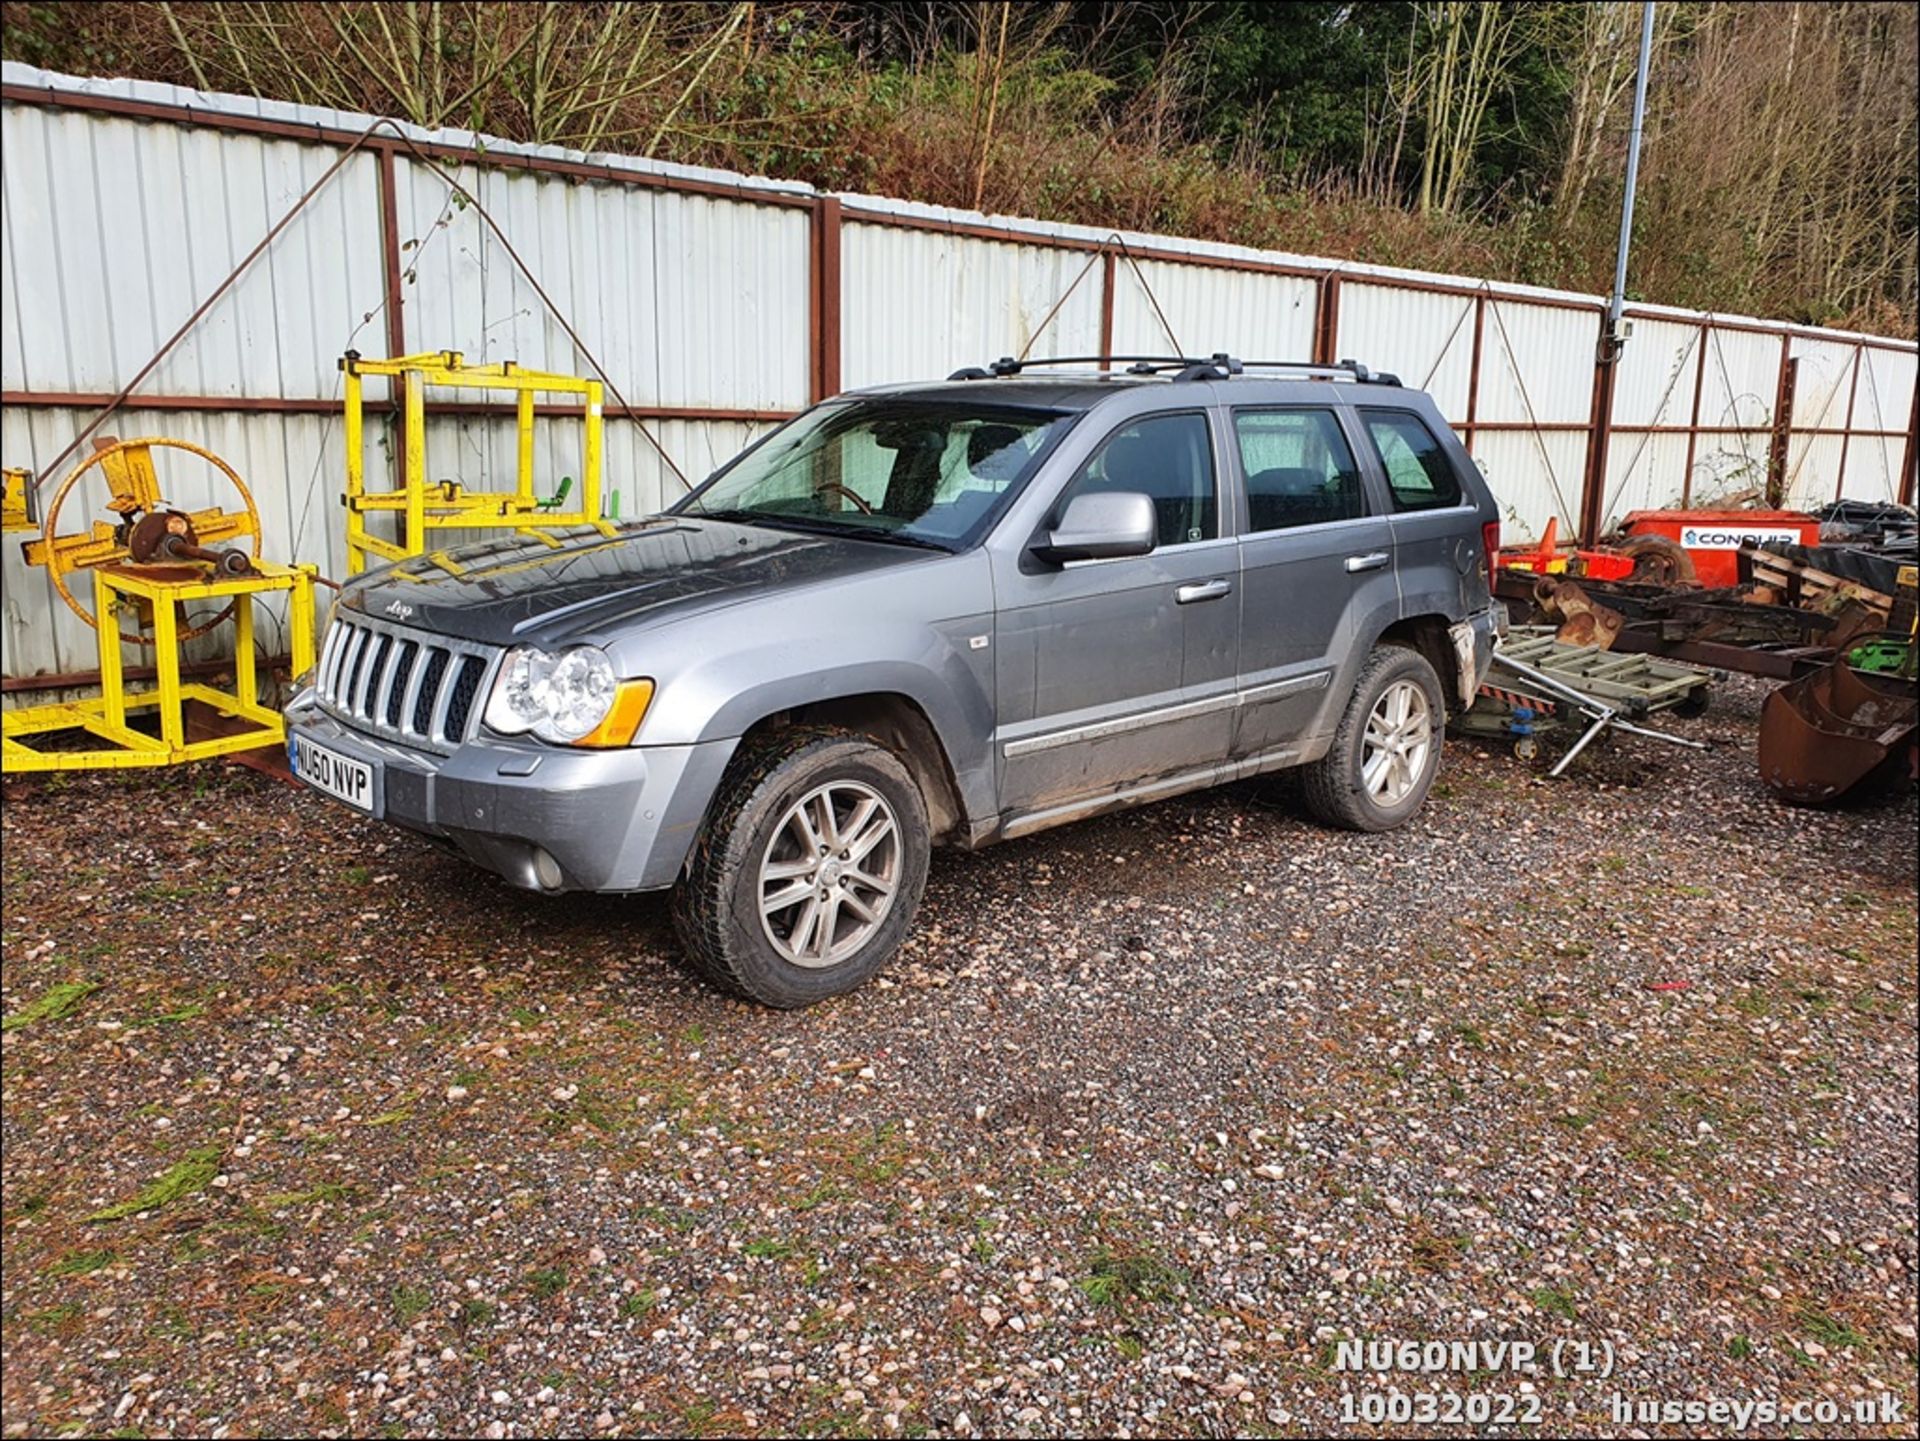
[528,1266,568,1299]
[2,978,101,1031]
[88,1147,221,1223]
[25,1302,85,1335]
[257,1181,352,1210]
[619,1288,659,1319]
[1531,1285,1578,1321]
[130,1003,206,1028]
[1727,1335,1754,1359]
[46,1248,118,1276]
[744,1238,796,1260]
[1077,1245,1184,1308]
[1799,1309,1867,1350]
[392,1282,433,1325]
[458,1297,496,1328]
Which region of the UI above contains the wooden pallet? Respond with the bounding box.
[1494,628,1711,710]
[1739,546,1893,615]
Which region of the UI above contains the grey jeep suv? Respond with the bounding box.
[286,356,1505,1006]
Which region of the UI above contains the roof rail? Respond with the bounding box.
[946,354,1403,385]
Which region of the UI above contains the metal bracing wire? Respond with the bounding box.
[1598,322,1705,526]
[1484,296,1581,535]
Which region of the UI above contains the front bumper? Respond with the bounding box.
[284,690,734,893]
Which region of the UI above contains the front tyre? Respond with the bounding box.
[1302,644,1446,832]
[670,728,930,1008]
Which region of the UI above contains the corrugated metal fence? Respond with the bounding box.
[3,63,1916,685]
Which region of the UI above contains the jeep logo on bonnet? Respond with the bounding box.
[384,599,415,620]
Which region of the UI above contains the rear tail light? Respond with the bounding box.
[1480,520,1502,581]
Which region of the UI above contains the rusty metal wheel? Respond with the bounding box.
[1618,534,1696,587]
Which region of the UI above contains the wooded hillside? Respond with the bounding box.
[5,1,1914,335]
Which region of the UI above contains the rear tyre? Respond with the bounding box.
[670,727,930,1008]
[1302,644,1447,832]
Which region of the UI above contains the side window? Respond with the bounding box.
[1360,410,1463,511]
[1056,412,1217,548]
[1234,409,1367,532]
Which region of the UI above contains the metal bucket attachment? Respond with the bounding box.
[1758,644,1917,805]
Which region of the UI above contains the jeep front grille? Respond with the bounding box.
[314,611,500,754]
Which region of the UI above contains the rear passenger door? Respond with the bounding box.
[1231,406,1401,753]
[1356,408,1482,623]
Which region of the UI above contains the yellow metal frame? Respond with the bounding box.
[1,561,317,773]
[342,350,605,575]
[2,466,34,532]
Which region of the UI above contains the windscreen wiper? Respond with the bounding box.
[702,511,951,551]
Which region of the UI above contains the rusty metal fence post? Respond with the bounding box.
[1766,351,1799,506]
[1579,328,1617,542]
[810,196,843,402]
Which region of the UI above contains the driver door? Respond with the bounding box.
[991,411,1240,827]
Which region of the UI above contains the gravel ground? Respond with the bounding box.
[3,676,1915,1439]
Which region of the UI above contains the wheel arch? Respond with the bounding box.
[737,692,970,844]
[1377,613,1464,716]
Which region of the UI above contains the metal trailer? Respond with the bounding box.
[1455,628,1712,775]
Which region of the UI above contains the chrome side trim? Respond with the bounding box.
[1001,669,1332,759]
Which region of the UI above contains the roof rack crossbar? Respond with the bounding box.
[945,354,1402,385]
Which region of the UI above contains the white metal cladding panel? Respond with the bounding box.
[838,222,1105,389]
[1785,336,1859,436]
[1471,431,1586,542]
[1107,259,1316,364]
[1,102,386,398]
[1839,347,1918,502]
[1611,318,1702,428]
[1333,284,1475,423]
[1696,327,1783,433]
[1475,299,1599,425]
[393,157,808,411]
[1599,433,1692,528]
[1839,432,1905,503]
[1687,429,1772,505]
[1782,433,1847,511]
[1848,346,1917,437]
[0,406,347,685]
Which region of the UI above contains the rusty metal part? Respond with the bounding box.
[1617,533,1697,586]
[125,504,258,579]
[1495,567,1845,678]
[1533,576,1625,650]
[1608,630,1829,681]
[1758,646,1918,805]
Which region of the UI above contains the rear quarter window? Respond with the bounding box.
[1360,409,1464,512]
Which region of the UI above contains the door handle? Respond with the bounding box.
[1345,551,1391,573]
[1175,578,1232,604]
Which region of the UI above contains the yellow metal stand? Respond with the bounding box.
[1,561,317,773]
[342,350,606,575]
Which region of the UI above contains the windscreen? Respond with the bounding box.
[675,399,1075,548]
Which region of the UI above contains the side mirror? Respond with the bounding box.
[1031,491,1156,564]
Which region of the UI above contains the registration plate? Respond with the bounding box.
[289,734,380,815]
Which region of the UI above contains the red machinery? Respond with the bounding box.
[1620,509,1821,588]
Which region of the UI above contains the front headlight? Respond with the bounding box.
[483,645,652,747]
